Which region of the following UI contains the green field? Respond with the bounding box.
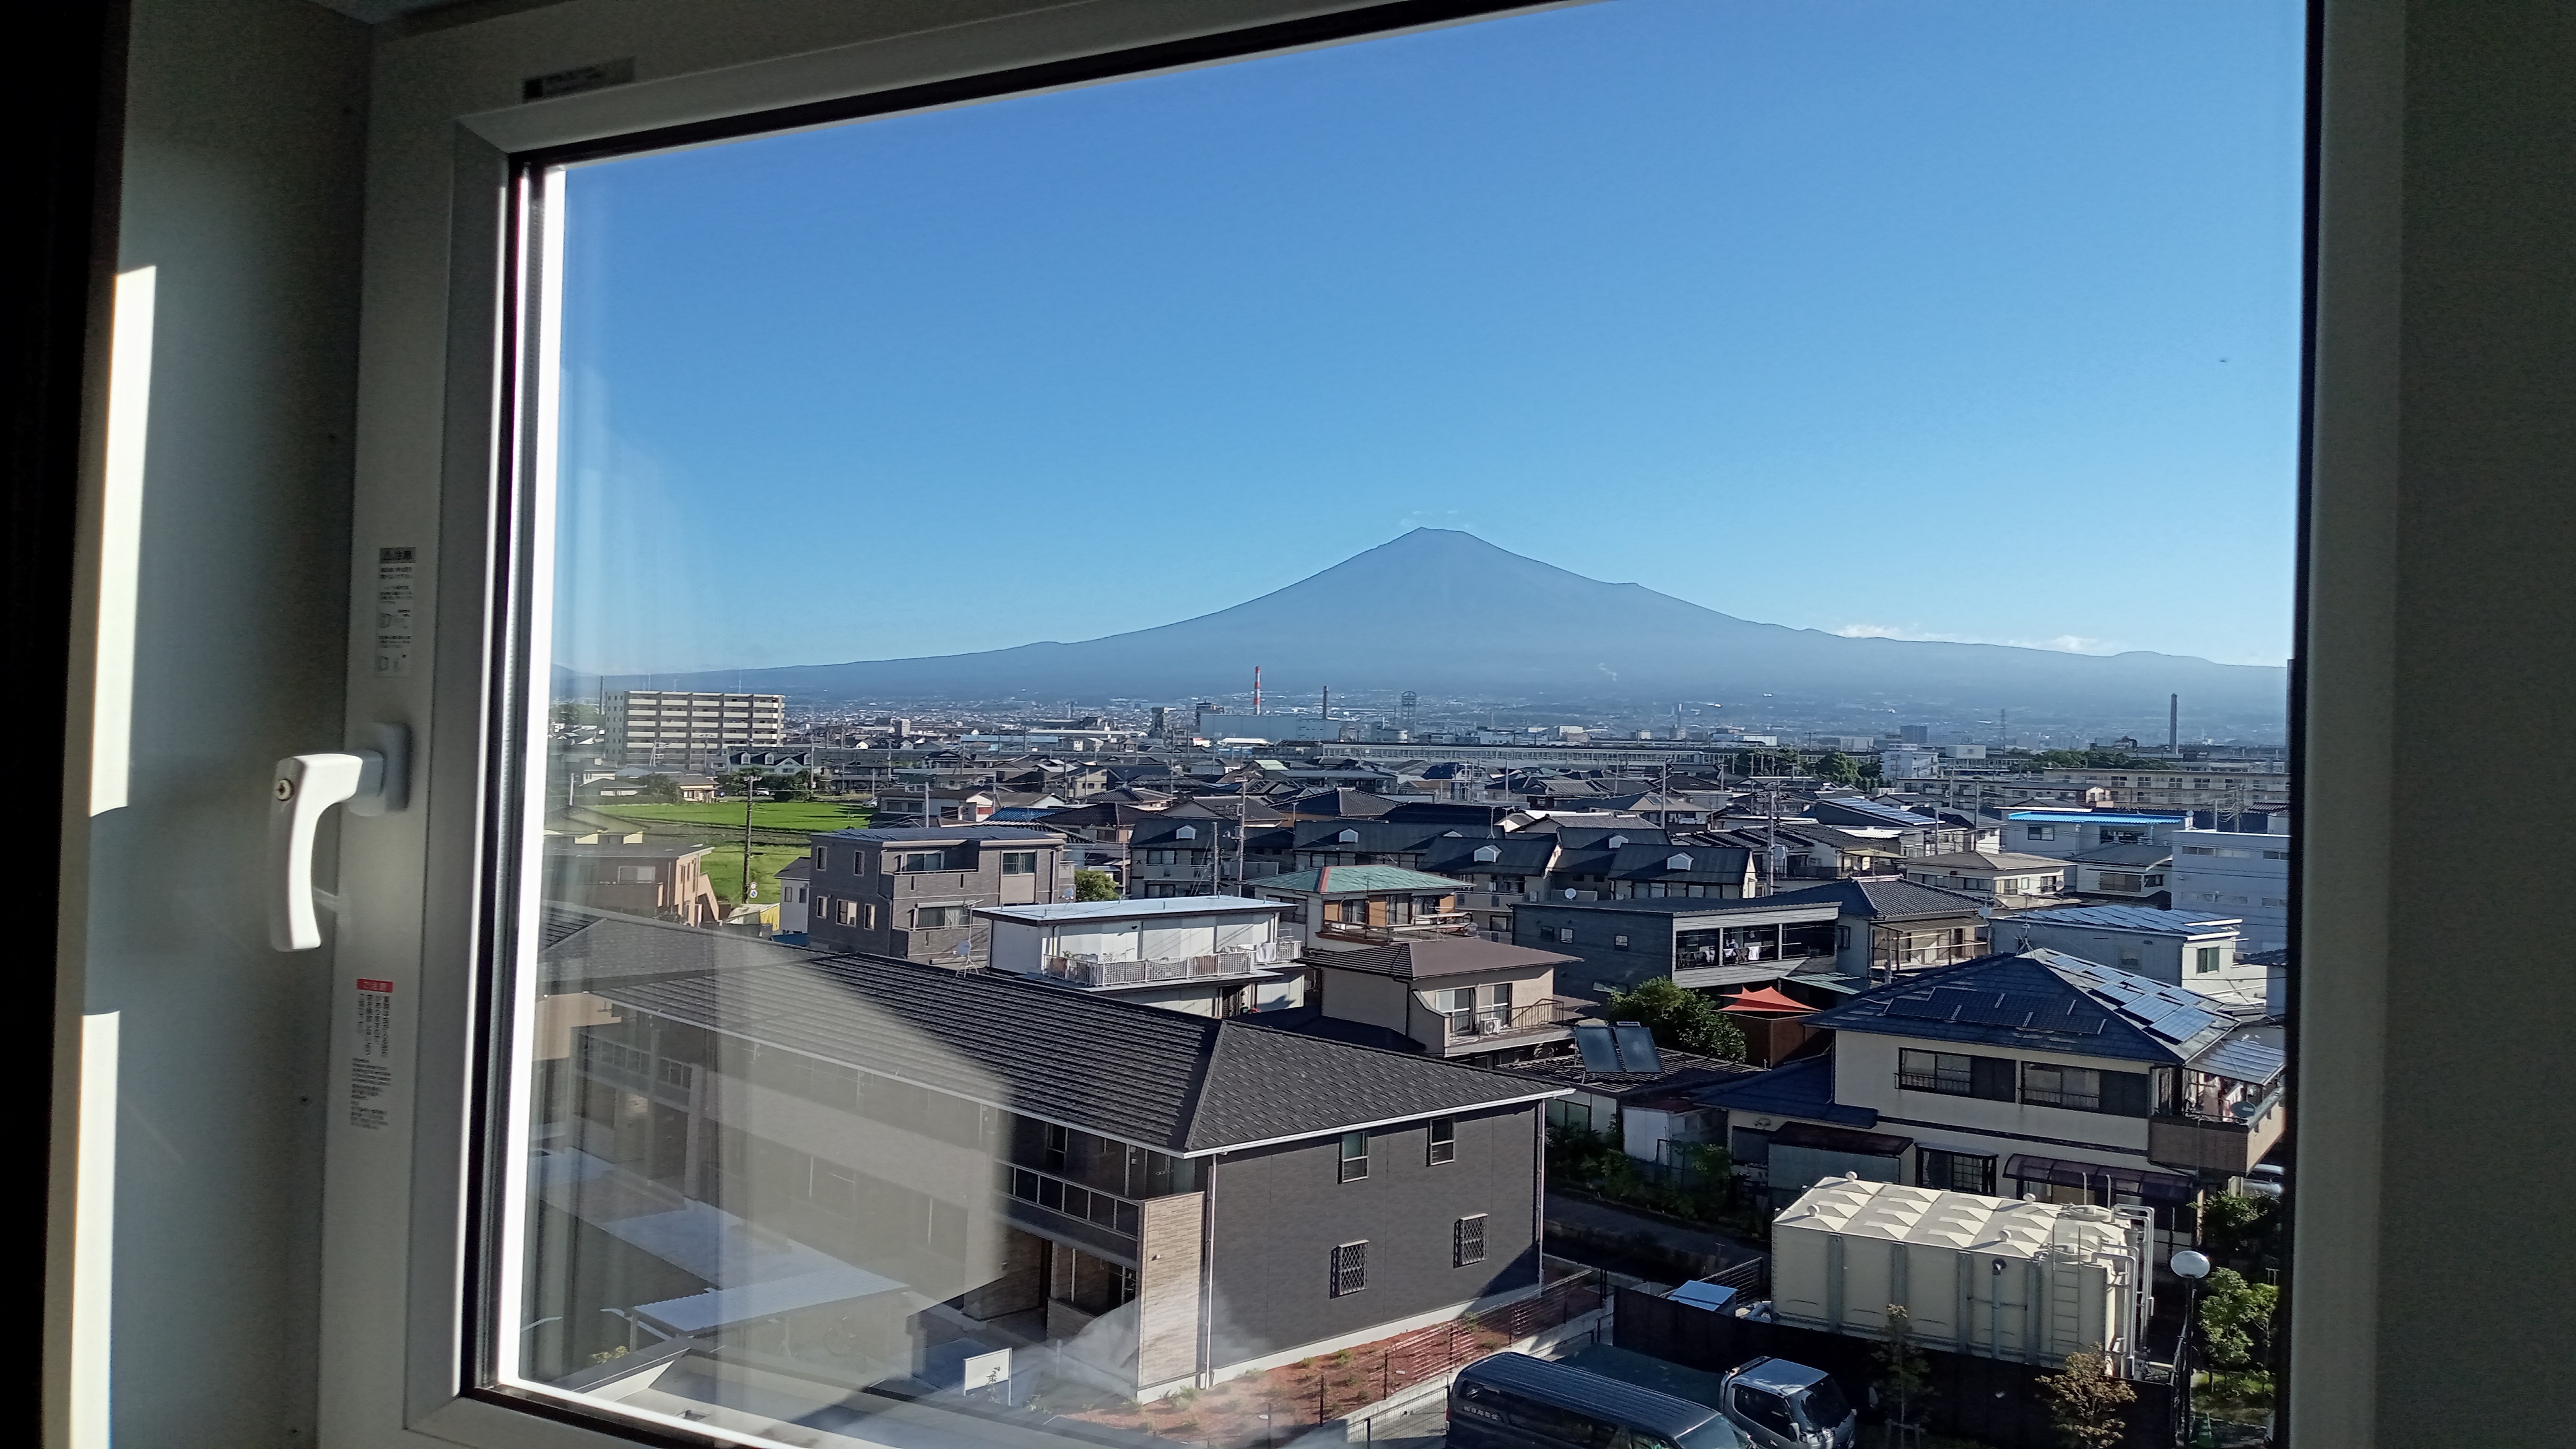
[698,843,816,911]
[604,801,873,832]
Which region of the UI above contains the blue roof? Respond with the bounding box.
[1690,1055,1879,1126]
[1803,950,2233,1064]
[2004,904,2241,934]
[2193,1036,2287,1086]
[2006,811,2185,825]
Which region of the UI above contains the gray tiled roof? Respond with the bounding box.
[1762,877,1991,920]
[579,944,1560,1154]
[1803,949,2235,1064]
[1320,938,1577,981]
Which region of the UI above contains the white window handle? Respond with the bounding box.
[269,724,409,952]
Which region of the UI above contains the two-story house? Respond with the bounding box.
[1509,897,1843,1001]
[1988,904,2254,997]
[1539,827,1757,902]
[542,838,725,927]
[975,896,1305,1017]
[1757,877,1995,981]
[1694,951,2286,1270]
[1901,850,2068,904]
[803,827,1066,965]
[1293,938,1584,1068]
[542,910,1562,1399]
[2171,822,2294,951]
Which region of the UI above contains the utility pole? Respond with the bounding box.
[1764,785,1780,897]
[741,764,755,912]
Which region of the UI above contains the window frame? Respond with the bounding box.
[292,0,2430,1442]
[1339,1129,1371,1182]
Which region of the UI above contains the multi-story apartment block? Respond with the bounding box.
[607,689,785,766]
[804,827,1066,965]
[2170,823,2294,951]
[536,910,1561,1397]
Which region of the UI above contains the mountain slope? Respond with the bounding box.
[607,529,2284,719]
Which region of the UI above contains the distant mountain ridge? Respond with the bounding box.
[591,529,2284,724]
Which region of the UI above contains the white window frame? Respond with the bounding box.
[265,0,2435,1443]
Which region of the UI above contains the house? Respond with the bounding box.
[974,896,1305,1017]
[1757,877,1997,981]
[1289,938,1585,1067]
[803,827,1068,965]
[1543,838,1757,902]
[1419,832,1562,938]
[774,857,811,939]
[541,839,724,926]
[1989,904,2255,998]
[1494,1045,1759,1167]
[1694,951,2287,1269]
[1900,850,2068,903]
[1252,866,1473,951]
[1509,898,1843,1001]
[580,767,720,803]
[1124,814,1249,897]
[543,910,1564,1399]
[2171,823,2294,951]
[2002,810,2187,861]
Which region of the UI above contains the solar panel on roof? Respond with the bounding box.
[1612,1022,1663,1073]
[1573,1021,1622,1074]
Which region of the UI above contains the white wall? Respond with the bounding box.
[1835,1033,2152,1157]
[2170,829,2293,950]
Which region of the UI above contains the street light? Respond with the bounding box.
[2170,1249,2213,1446]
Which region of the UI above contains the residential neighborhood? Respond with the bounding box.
[534,697,2292,1447]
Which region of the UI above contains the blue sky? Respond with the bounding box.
[554,0,2306,678]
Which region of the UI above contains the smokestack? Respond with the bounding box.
[2169,694,2179,750]
[1253,665,1262,715]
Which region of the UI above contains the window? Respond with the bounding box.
[1453,1214,1487,1266]
[1001,851,1038,874]
[2023,1063,2152,1115]
[1339,1130,1370,1181]
[899,851,946,872]
[1331,1241,1368,1296]
[1918,1148,1998,1195]
[913,905,965,929]
[2264,849,2292,860]
[2027,824,2056,841]
[1429,1118,1456,1165]
[2196,946,2223,974]
[1898,1048,2016,1100]
[1612,934,1630,951]
[1732,1388,1799,1440]
[814,846,830,871]
[1557,926,1575,944]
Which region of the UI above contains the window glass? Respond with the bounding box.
[485,1,2303,1441]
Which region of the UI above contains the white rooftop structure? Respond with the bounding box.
[974,894,1289,926]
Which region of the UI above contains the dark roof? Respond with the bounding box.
[1492,1049,1759,1101]
[2065,843,2174,868]
[2194,1036,2287,1087]
[822,826,1059,844]
[1762,877,1992,920]
[1321,938,1578,981]
[1273,788,1401,818]
[1809,797,1943,830]
[1516,897,1783,917]
[1288,820,1503,851]
[1421,835,1560,875]
[1804,950,2235,1064]
[1535,825,1671,850]
[1249,1006,1422,1056]
[583,948,1559,1152]
[1998,903,2237,934]
[1690,1055,1878,1127]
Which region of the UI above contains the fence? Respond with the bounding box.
[1286,1271,1608,1428]
[1614,1286,2178,1449]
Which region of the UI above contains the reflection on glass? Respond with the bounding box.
[495,1,2302,1445]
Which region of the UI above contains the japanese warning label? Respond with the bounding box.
[350,977,394,1130]
[374,546,416,677]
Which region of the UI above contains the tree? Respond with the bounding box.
[2197,1268,2278,1371]
[1814,751,1864,786]
[1600,978,1746,1060]
[2034,1349,2134,1449]
[631,773,682,804]
[2196,1192,2278,1261]
[1873,1305,1933,1442]
[1073,869,1120,902]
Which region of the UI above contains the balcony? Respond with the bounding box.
[1440,995,1583,1047]
[1315,912,1477,946]
[2147,1088,2288,1175]
[1042,942,1289,987]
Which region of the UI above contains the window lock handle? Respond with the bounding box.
[268,723,409,952]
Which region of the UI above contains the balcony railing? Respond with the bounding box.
[1315,913,1477,946]
[1873,940,1989,972]
[1442,996,1585,1042]
[1043,942,1289,987]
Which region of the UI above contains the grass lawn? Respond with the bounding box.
[698,842,816,911]
[604,800,872,833]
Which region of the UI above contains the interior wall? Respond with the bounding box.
[84,1,370,1443]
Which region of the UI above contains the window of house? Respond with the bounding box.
[2022,1063,2152,1115]
[1453,1214,1487,1266]
[1001,851,1038,874]
[2027,825,2055,841]
[899,851,946,872]
[814,846,829,871]
[914,905,964,929]
[1331,1240,1368,1296]
[1339,1131,1370,1182]
[1429,1118,1457,1165]
[1898,1048,2016,1100]
[1557,926,1575,944]
[2196,946,2223,973]
[1612,934,1630,951]
[1918,1148,1997,1195]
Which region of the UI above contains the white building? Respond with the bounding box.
[607,689,785,765]
[1989,904,2251,994]
[1879,745,1940,781]
[2170,824,2293,950]
[973,896,1305,1017]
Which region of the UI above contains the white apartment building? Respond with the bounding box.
[2170,824,2293,950]
[1879,745,1940,781]
[607,689,785,765]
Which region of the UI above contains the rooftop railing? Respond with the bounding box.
[1042,942,1287,987]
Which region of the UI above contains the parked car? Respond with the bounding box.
[1450,1352,1749,1449]
[2243,1162,2285,1198]
[1717,1357,1855,1449]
